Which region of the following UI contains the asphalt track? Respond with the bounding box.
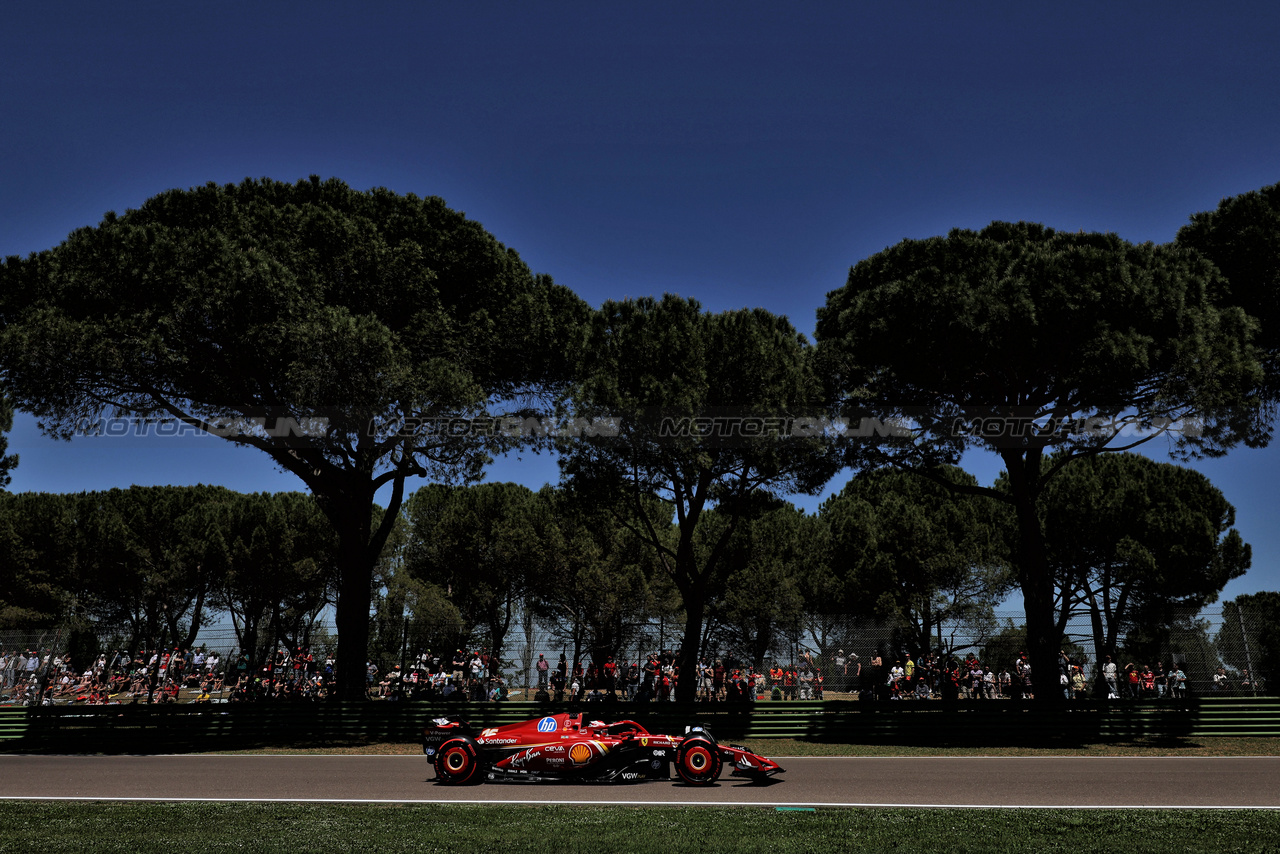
[2,755,1280,808]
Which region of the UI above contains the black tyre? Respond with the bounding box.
[675,733,722,786]
[434,736,484,784]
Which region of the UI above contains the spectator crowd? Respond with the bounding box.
[0,642,1261,707]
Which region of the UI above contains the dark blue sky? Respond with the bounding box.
[4,3,1279,600]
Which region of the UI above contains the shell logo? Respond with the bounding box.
[569,743,593,765]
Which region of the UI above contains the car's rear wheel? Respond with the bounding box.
[675,734,722,786]
[434,737,483,784]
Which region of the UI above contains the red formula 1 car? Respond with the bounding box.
[422,711,784,786]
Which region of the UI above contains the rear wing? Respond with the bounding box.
[422,716,473,754]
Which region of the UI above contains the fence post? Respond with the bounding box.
[1239,609,1258,697]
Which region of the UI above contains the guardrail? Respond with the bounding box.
[2,697,1277,753]
[0,706,27,742]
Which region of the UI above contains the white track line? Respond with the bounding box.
[2,796,1279,809]
[45,757,1274,763]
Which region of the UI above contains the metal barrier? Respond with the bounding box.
[4,697,1280,753]
[0,707,27,742]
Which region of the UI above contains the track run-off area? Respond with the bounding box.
[2,755,1279,809]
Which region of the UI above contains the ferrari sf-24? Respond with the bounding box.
[423,711,784,786]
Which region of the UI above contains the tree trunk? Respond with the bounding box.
[675,590,705,702]
[1004,449,1062,704]
[332,499,376,701]
[181,585,206,650]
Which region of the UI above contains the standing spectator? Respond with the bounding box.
[536,653,549,691]
[1071,666,1087,699]
[1019,658,1034,700]
[603,656,617,696]
[847,654,861,696]
[697,658,713,702]
[640,654,657,701]
[624,660,639,701]
[451,649,466,683]
[972,662,987,700]
[662,658,677,702]
[1102,655,1118,698]
[866,653,883,702]
[1126,664,1141,699]
[1213,667,1228,692]
[1173,665,1188,699]
[551,661,567,701]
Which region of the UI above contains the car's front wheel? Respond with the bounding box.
[434,736,484,784]
[675,734,722,786]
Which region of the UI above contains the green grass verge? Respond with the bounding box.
[0,803,1277,853]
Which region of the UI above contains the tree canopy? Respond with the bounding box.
[1040,452,1249,664]
[821,466,1015,659]
[1177,181,1280,404]
[213,490,339,668]
[705,502,825,671]
[0,394,18,490]
[561,295,840,699]
[0,485,244,649]
[403,481,556,672]
[529,485,672,676]
[0,176,589,698]
[814,221,1265,699]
